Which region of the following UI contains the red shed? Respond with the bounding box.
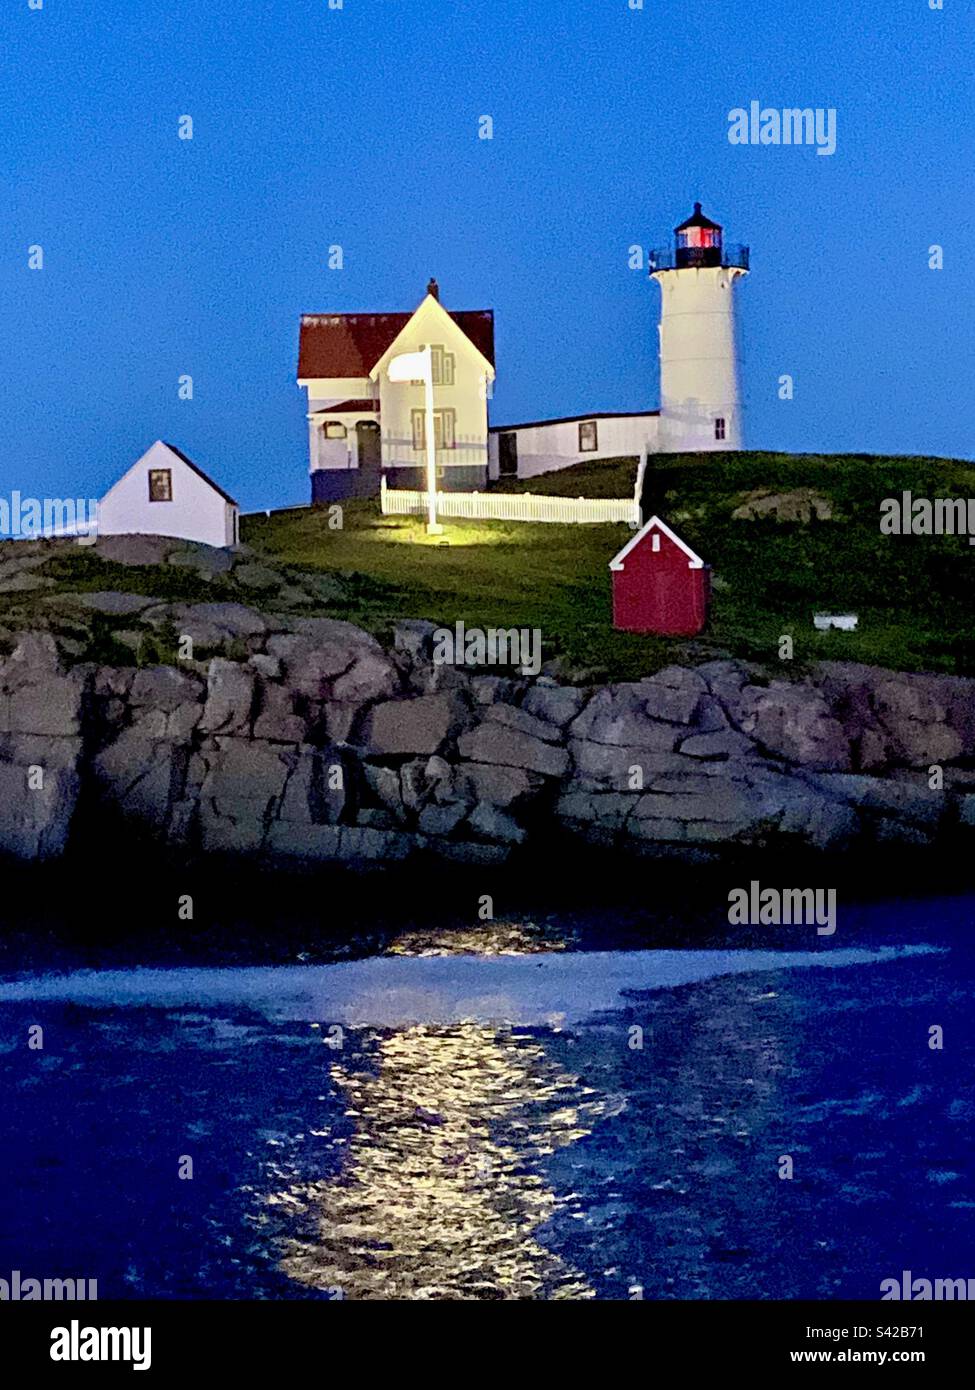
[609,515,710,635]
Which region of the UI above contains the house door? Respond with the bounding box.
[356,422,381,473]
[498,432,518,477]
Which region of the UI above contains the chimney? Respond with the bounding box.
[427,277,440,302]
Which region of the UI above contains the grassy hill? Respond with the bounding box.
[243,451,975,681]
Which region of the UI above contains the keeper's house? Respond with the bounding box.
[297,280,496,503]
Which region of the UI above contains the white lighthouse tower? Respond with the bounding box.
[650,203,749,452]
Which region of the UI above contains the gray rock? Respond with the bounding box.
[639,667,705,724]
[93,731,187,831]
[130,667,203,739]
[556,790,637,830]
[0,634,87,737]
[418,802,468,836]
[363,763,404,819]
[737,681,851,770]
[252,682,306,742]
[76,591,155,615]
[359,693,462,756]
[277,746,349,825]
[568,739,686,791]
[470,675,516,706]
[93,535,177,567]
[337,826,415,862]
[633,775,764,826]
[271,619,396,703]
[0,745,80,858]
[432,839,511,866]
[457,722,570,778]
[234,562,282,591]
[200,658,255,735]
[483,702,563,743]
[568,685,681,752]
[167,543,235,577]
[0,572,54,593]
[803,772,943,825]
[679,729,757,760]
[393,619,438,663]
[322,702,363,744]
[624,815,687,843]
[522,684,586,728]
[459,763,538,808]
[467,802,526,845]
[248,653,282,680]
[201,738,291,812]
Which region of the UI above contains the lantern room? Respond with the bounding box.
[674,202,723,268]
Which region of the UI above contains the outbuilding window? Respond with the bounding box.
[579,420,598,452]
[148,469,172,502]
[323,422,347,439]
[714,418,726,441]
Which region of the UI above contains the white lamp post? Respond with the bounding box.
[388,344,442,535]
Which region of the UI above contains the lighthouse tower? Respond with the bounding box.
[650,203,749,452]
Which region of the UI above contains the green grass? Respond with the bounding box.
[491,456,641,498]
[242,451,975,681]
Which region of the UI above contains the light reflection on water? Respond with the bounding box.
[274,1022,618,1300]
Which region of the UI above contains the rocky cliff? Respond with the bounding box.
[2,537,975,870]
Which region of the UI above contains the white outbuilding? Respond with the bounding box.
[97,441,240,548]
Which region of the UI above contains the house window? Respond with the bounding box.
[431,345,455,386]
[579,420,598,452]
[323,422,347,439]
[412,408,457,452]
[714,417,726,441]
[148,469,172,502]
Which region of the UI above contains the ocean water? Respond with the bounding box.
[0,908,973,1300]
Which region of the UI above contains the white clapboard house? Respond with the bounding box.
[297,279,496,502]
[97,441,240,548]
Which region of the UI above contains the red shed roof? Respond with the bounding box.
[609,515,704,571]
[298,310,495,379]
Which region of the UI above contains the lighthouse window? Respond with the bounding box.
[579,421,598,452]
[714,418,726,441]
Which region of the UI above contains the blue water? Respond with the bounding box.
[0,914,973,1300]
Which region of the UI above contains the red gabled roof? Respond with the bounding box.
[297,309,495,378]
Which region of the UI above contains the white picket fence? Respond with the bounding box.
[380,476,639,527]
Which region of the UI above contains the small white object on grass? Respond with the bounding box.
[814,613,858,632]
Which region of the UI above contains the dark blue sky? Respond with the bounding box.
[3,1,972,511]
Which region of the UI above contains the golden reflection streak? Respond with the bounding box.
[274,1023,611,1300]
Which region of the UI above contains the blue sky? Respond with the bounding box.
[2,0,972,511]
